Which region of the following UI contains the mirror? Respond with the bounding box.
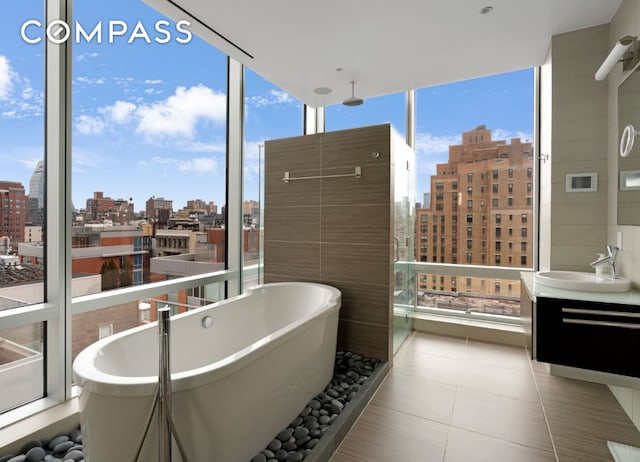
[618,67,640,225]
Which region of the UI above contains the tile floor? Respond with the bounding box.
[329,331,640,462]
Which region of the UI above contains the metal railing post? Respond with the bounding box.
[158,307,172,462]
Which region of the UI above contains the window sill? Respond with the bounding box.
[0,398,79,455]
[411,311,524,347]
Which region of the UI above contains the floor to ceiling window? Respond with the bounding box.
[70,0,228,359]
[415,69,535,318]
[0,1,46,413]
[325,91,405,135]
[242,69,302,290]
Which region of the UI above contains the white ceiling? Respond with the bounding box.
[145,0,621,107]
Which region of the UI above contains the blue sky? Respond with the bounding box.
[1,0,533,214]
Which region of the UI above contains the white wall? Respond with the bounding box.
[541,25,610,271]
[607,0,640,430]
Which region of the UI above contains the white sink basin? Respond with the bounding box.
[533,271,631,293]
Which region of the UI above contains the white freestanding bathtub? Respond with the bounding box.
[72,282,341,462]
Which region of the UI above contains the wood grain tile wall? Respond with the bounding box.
[264,124,394,361]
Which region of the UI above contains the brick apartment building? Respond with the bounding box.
[0,181,27,253]
[85,191,134,224]
[416,125,533,298]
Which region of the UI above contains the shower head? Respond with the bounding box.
[343,80,363,106]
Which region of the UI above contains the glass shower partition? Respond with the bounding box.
[392,131,416,354]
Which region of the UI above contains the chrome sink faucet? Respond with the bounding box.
[590,245,620,280]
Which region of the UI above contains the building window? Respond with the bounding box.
[466,214,473,224]
[492,184,498,194]
[527,183,532,193]
[508,183,513,194]
[527,167,532,178]
[467,200,473,209]
[521,241,527,252]
[495,255,501,265]
[508,168,513,179]
[98,323,114,339]
[452,192,458,200]
[466,252,473,263]
[521,255,528,266]
[467,239,473,249]
[452,182,458,189]
[495,241,501,251]
[496,227,502,238]
[467,173,473,182]
[436,182,444,190]
[467,227,473,237]
[467,186,473,195]
[436,203,444,211]
[508,197,513,206]
[496,214,501,224]
[521,213,528,224]
[421,214,428,223]
[492,169,498,179]
[492,198,499,207]
[521,228,528,237]
[527,197,532,206]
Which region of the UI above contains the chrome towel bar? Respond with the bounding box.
[282,166,361,183]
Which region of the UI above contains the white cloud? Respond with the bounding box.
[76,85,225,143]
[178,157,218,173]
[415,132,460,156]
[76,76,106,85]
[99,100,137,124]
[144,79,162,85]
[179,140,226,153]
[76,52,100,62]
[247,89,298,108]
[492,128,533,143]
[0,55,44,119]
[142,155,219,174]
[0,55,14,100]
[18,158,42,171]
[76,114,106,135]
[136,84,226,138]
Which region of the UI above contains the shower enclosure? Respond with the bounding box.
[393,135,416,353]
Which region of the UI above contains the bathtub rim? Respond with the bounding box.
[72,282,341,397]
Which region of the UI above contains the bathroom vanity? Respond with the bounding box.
[521,272,640,378]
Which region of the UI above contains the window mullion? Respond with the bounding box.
[45,0,73,402]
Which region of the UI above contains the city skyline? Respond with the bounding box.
[1,1,533,211]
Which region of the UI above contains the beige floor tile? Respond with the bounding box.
[337,404,449,462]
[406,332,467,360]
[451,387,553,451]
[334,333,640,462]
[329,451,367,462]
[371,371,457,424]
[465,340,531,372]
[458,361,539,403]
[444,427,556,462]
[392,349,463,386]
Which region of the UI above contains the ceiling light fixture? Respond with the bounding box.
[479,6,493,14]
[314,87,333,95]
[342,80,363,107]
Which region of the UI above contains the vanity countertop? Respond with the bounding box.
[521,272,640,305]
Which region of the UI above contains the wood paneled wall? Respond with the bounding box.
[264,124,394,361]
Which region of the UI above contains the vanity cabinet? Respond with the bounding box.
[536,297,640,378]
